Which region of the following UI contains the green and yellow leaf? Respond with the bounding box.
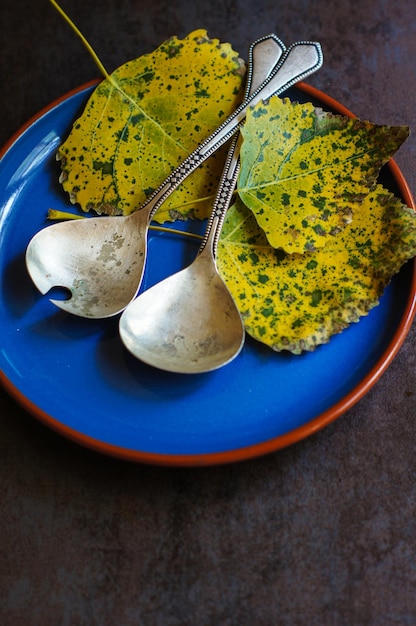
[58,29,245,220]
[217,189,416,354]
[237,97,409,253]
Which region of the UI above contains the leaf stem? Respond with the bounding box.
[150,225,203,240]
[48,209,84,220]
[46,209,204,240]
[48,0,111,80]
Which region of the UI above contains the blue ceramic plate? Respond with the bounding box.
[0,82,415,466]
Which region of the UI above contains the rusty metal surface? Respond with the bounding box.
[1,1,415,623]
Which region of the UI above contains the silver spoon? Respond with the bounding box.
[118,36,281,373]
[25,35,286,320]
[26,38,323,319]
[119,41,324,374]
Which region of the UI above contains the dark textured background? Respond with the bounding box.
[1,1,415,624]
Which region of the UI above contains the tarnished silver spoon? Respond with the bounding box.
[119,41,324,373]
[26,38,323,319]
[118,35,279,373]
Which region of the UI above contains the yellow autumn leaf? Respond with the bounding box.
[237,97,409,253]
[217,189,416,354]
[58,29,245,220]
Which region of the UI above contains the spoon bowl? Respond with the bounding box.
[26,205,151,318]
[120,246,244,373]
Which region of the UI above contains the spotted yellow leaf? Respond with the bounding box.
[58,29,245,220]
[217,189,416,354]
[237,97,409,253]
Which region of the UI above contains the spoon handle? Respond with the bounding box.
[197,133,242,258]
[140,38,323,222]
[197,36,286,256]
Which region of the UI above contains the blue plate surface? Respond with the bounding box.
[0,83,415,465]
